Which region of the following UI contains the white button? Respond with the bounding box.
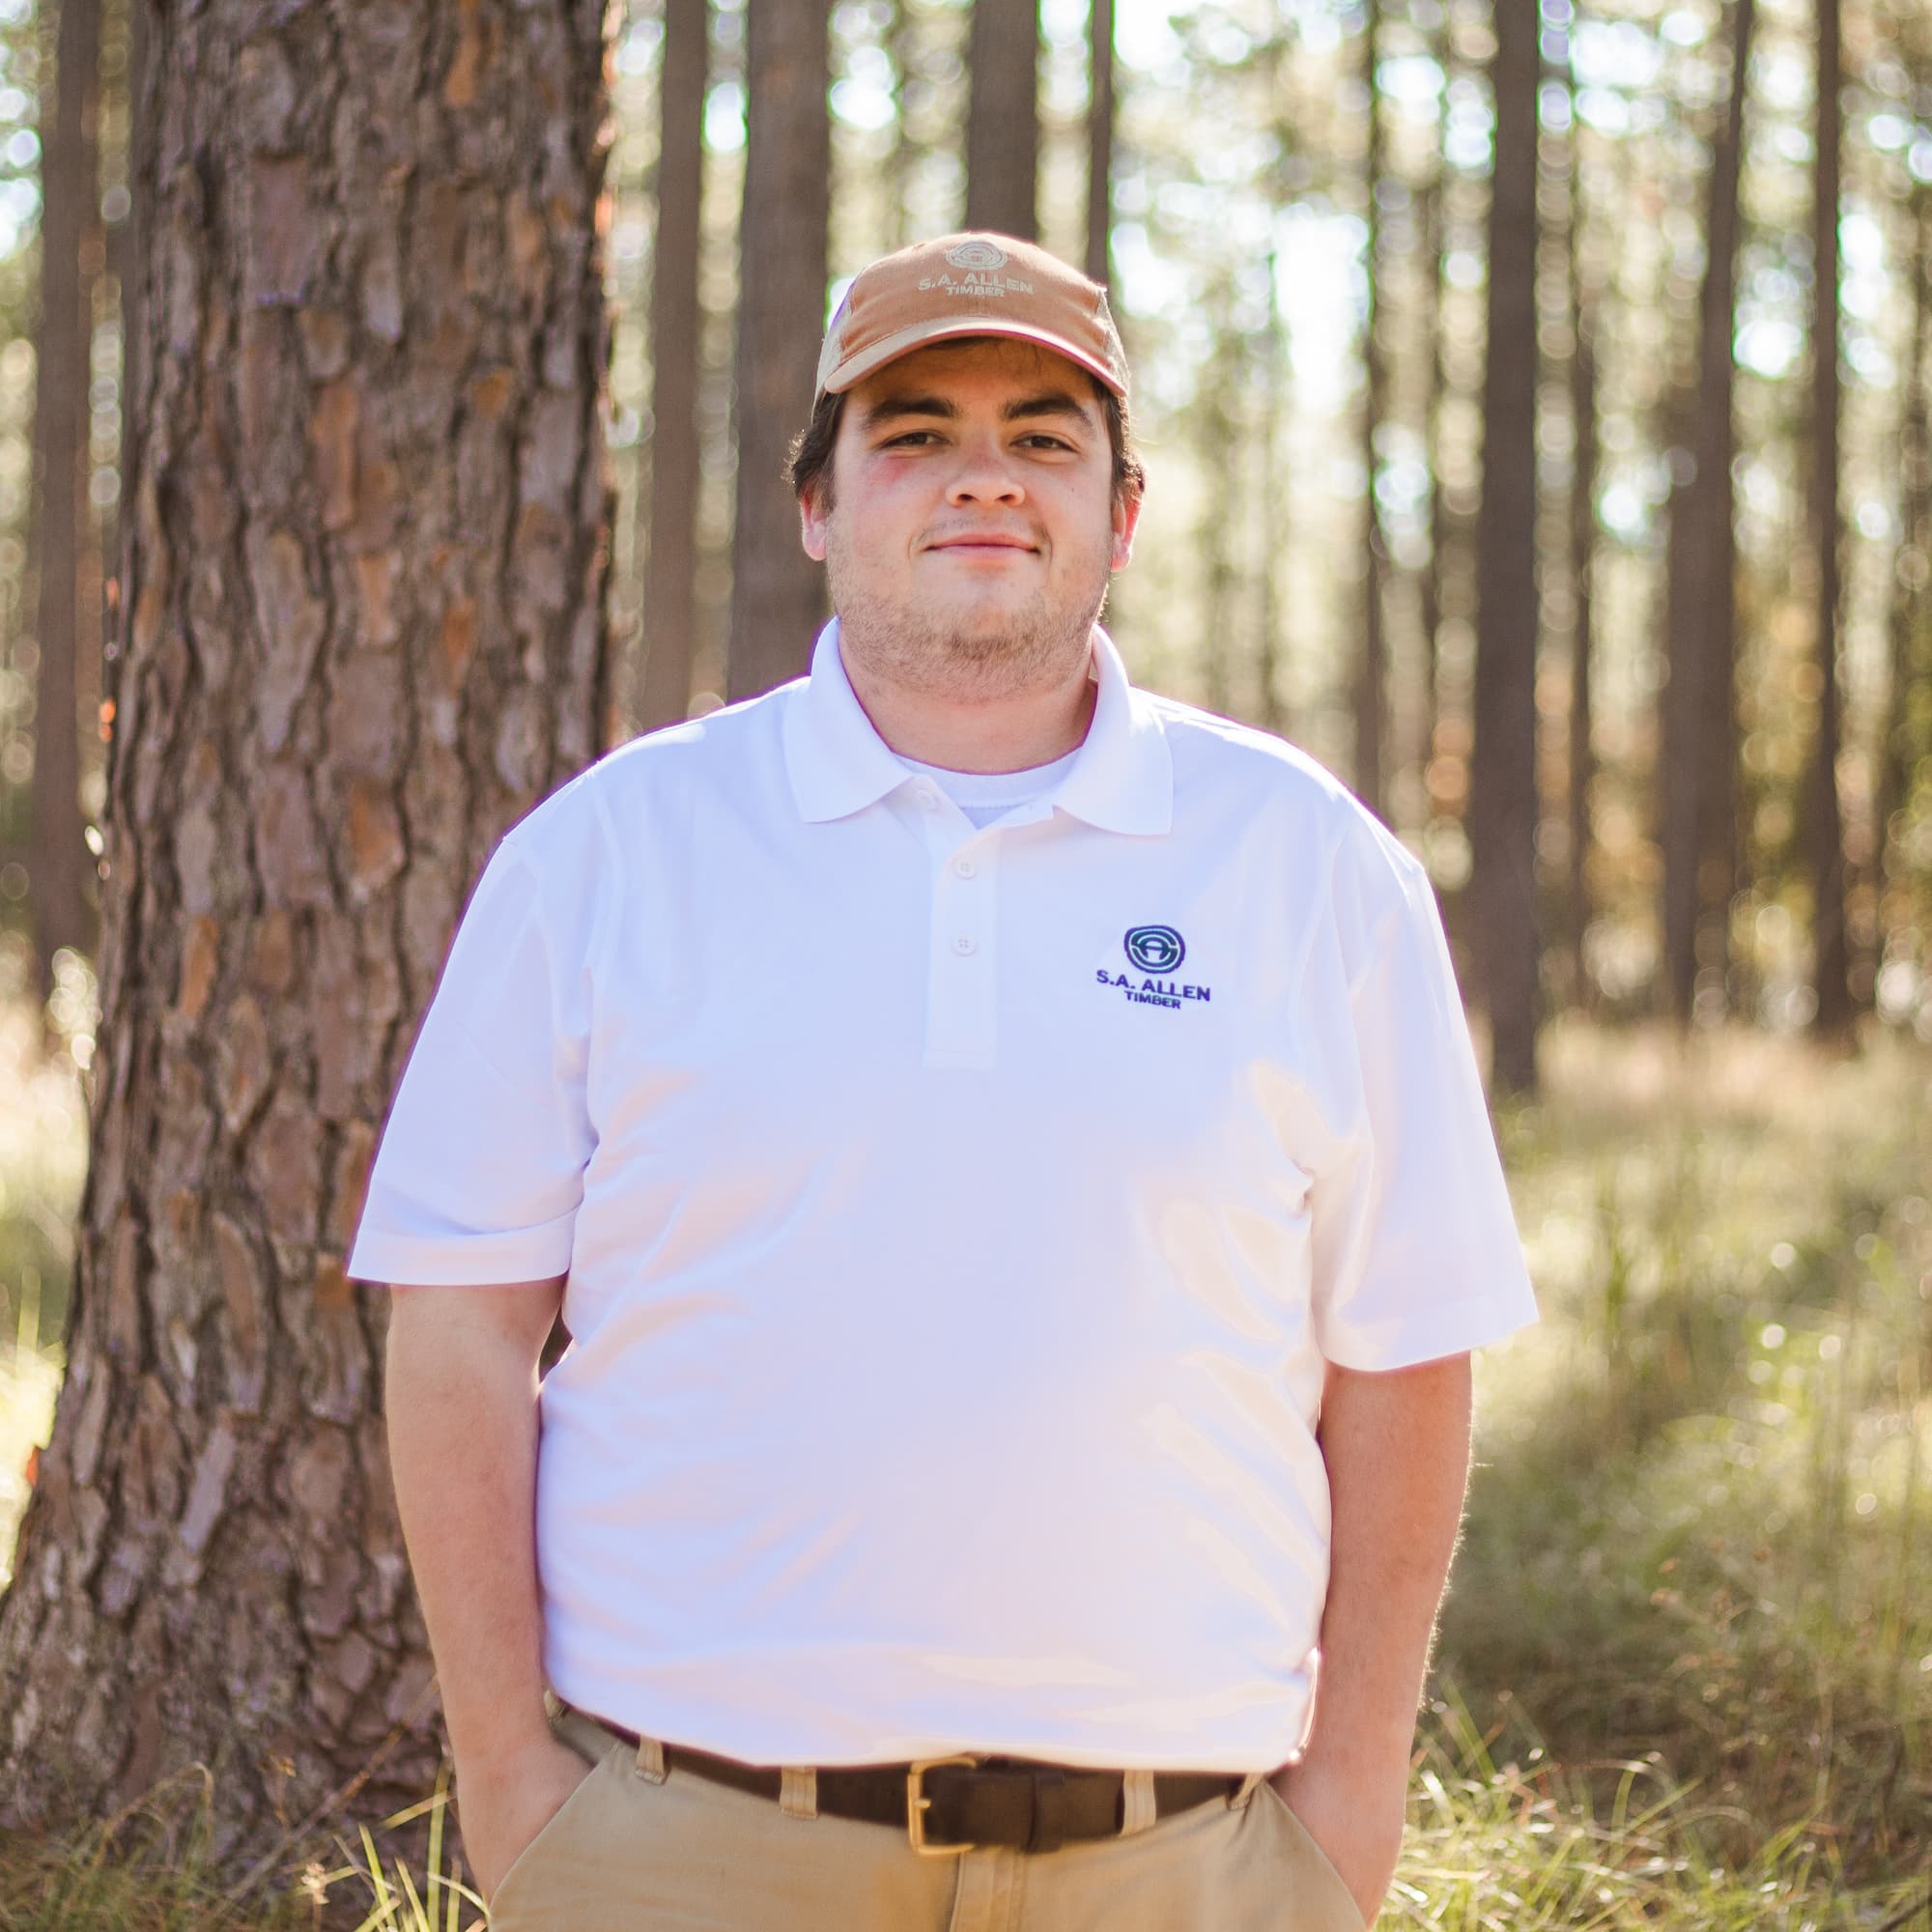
[917,786,940,810]
[952,934,977,956]
[952,857,977,878]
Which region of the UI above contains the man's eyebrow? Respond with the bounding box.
[859,394,959,431]
[1001,390,1096,425]
[857,389,1098,432]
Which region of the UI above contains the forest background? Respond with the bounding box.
[0,0,1926,1927]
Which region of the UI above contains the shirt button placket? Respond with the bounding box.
[923,812,997,1068]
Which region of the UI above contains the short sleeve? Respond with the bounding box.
[347,833,597,1287]
[1308,841,1539,1370]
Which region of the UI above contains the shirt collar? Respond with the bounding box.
[782,617,1173,836]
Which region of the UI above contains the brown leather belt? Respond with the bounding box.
[599,1722,1239,1856]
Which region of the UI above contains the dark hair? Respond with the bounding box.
[785,361,1147,515]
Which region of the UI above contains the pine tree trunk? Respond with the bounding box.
[886,0,918,252]
[1809,0,1850,1033]
[1257,245,1287,735]
[0,0,612,1862]
[1469,0,1540,1094]
[1198,275,1237,719]
[1568,225,1598,1008]
[1354,0,1385,814]
[1085,0,1113,287]
[1695,0,1750,1005]
[964,0,1037,240]
[99,0,145,855]
[726,0,828,701]
[1418,159,1444,724]
[1662,0,1749,1023]
[1881,161,1929,883]
[27,0,100,998]
[637,0,707,731]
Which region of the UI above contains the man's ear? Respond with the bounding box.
[1109,484,1143,572]
[800,485,829,562]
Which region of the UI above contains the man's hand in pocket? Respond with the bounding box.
[1268,1758,1405,1928]
[457,1732,598,1904]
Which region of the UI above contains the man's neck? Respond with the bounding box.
[837,637,1099,776]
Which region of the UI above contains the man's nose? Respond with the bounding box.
[945,436,1026,503]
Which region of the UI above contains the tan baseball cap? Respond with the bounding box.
[814,233,1129,403]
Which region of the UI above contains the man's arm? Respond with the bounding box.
[385,1279,592,1902]
[1269,1351,1473,1928]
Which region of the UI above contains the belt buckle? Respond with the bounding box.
[906,1755,979,1857]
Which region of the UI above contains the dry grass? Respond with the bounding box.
[2,995,1928,1925]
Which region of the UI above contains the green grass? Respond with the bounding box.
[2,1003,1928,1926]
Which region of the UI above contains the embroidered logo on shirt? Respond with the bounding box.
[1124,924,1184,973]
[1094,926,1212,1011]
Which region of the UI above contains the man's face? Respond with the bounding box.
[799,336,1141,704]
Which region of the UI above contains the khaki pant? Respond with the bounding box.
[485,1704,1367,1931]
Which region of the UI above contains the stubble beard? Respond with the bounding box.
[825,540,1114,705]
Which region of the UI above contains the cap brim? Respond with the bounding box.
[819,315,1127,400]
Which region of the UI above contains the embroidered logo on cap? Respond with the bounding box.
[946,240,1009,270]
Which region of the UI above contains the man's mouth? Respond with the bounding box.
[926,534,1037,553]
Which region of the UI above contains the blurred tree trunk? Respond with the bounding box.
[1198,272,1238,719]
[99,0,144,862]
[1417,153,1444,752]
[1808,0,1850,1033]
[0,0,612,1860]
[1880,135,1929,902]
[1567,196,1599,1009]
[1085,0,1113,286]
[887,0,918,250]
[637,0,707,731]
[1661,0,1750,1024]
[27,0,100,999]
[1256,245,1287,735]
[727,0,828,700]
[1469,0,1540,1094]
[1353,0,1385,816]
[964,0,1037,240]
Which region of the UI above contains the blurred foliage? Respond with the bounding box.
[1445,1019,1932,1884]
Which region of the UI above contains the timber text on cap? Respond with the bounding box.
[813,233,1130,404]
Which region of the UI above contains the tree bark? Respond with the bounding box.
[1661,0,1750,1024]
[636,0,707,732]
[0,0,612,1863]
[727,0,828,701]
[1085,0,1113,287]
[1808,0,1850,1033]
[27,0,101,998]
[964,0,1037,241]
[1469,0,1540,1094]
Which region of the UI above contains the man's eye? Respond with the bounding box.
[883,431,937,447]
[1019,435,1073,451]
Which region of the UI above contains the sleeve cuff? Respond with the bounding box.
[346,1209,578,1287]
[1319,1281,1541,1372]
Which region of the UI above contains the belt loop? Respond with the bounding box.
[635,1734,668,1783]
[780,1766,818,1820]
[1227,1771,1265,1812]
[1120,1769,1157,1836]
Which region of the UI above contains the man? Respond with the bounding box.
[350,233,1537,1932]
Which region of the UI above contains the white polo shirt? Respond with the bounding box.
[349,619,1537,1773]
